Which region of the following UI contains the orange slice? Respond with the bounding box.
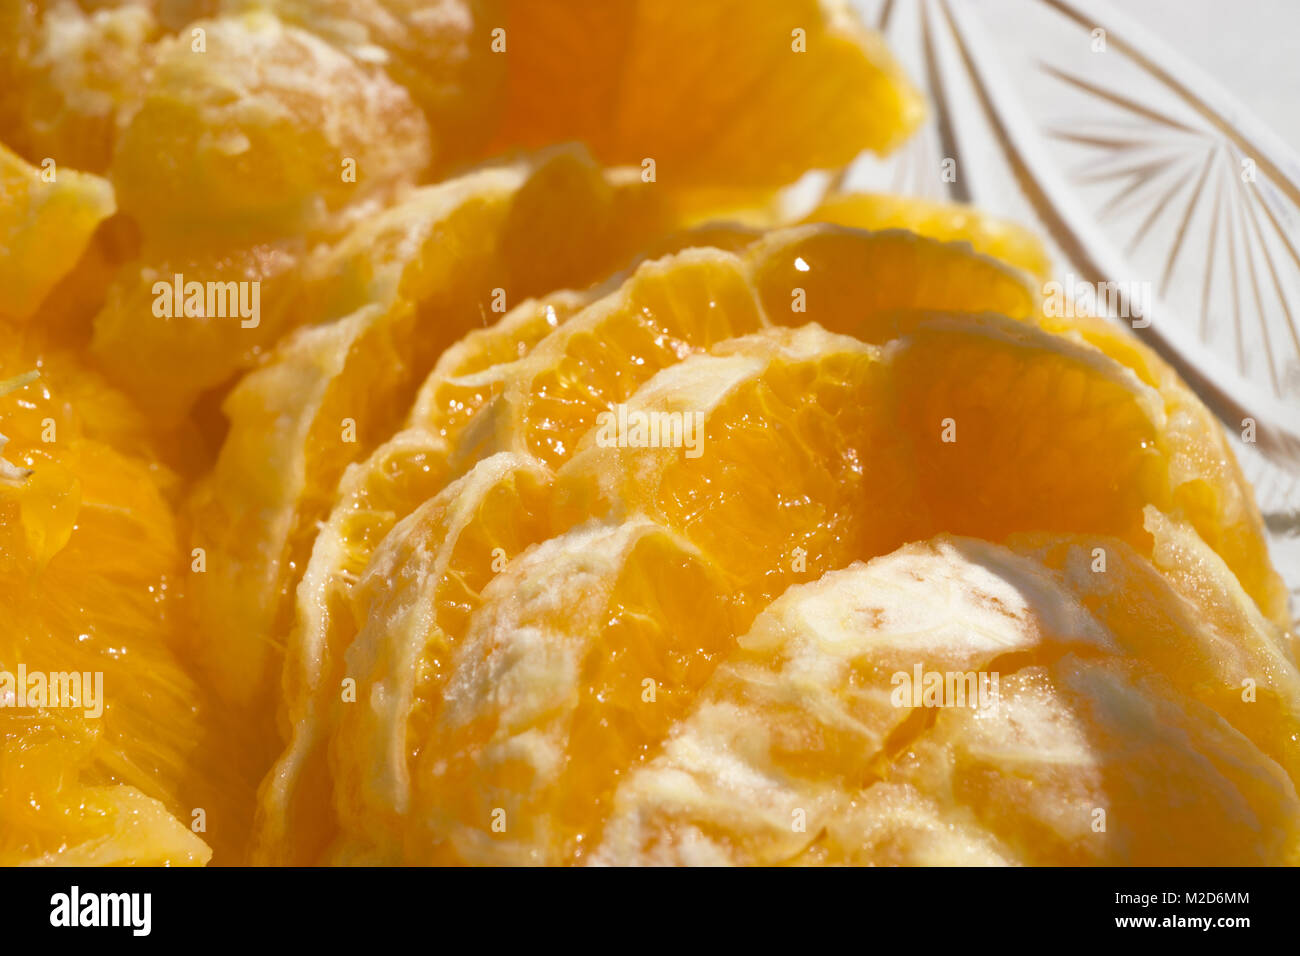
[405,518,735,864]
[0,328,237,865]
[110,11,431,241]
[498,0,924,191]
[324,452,554,863]
[892,313,1168,546]
[0,142,115,322]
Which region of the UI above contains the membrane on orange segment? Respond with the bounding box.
[375,517,736,865]
[591,539,1300,866]
[0,332,229,865]
[590,538,1105,865]
[110,11,432,241]
[802,191,1052,280]
[497,0,924,191]
[188,149,671,717]
[0,142,116,322]
[1140,506,1294,656]
[320,452,555,863]
[896,658,1300,865]
[1010,522,1300,784]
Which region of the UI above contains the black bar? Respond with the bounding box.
[0,866,1282,943]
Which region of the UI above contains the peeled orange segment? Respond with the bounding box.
[890,312,1278,614]
[498,0,923,190]
[110,11,432,241]
[383,518,735,865]
[256,451,553,863]
[233,0,507,167]
[892,314,1168,547]
[899,657,1300,865]
[591,537,1110,865]
[188,149,672,719]
[1037,310,1287,626]
[0,142,115,322]
[811,783,1022,866]
[1010,522,1300,785]
[189,301,418,717]
[0,0,155,173]
[802,191,1053,280]
[270,293,600,773]
[300,453,556,864]
[90,237,304,426]
[745,224,1039,342]
[554,325,915,621]
[0,334,223,866]
[461,247,769,472]
[592,538,1300,866]
[492,152,673,299]
[280,294,595,748]
[1140,507,1295,657]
